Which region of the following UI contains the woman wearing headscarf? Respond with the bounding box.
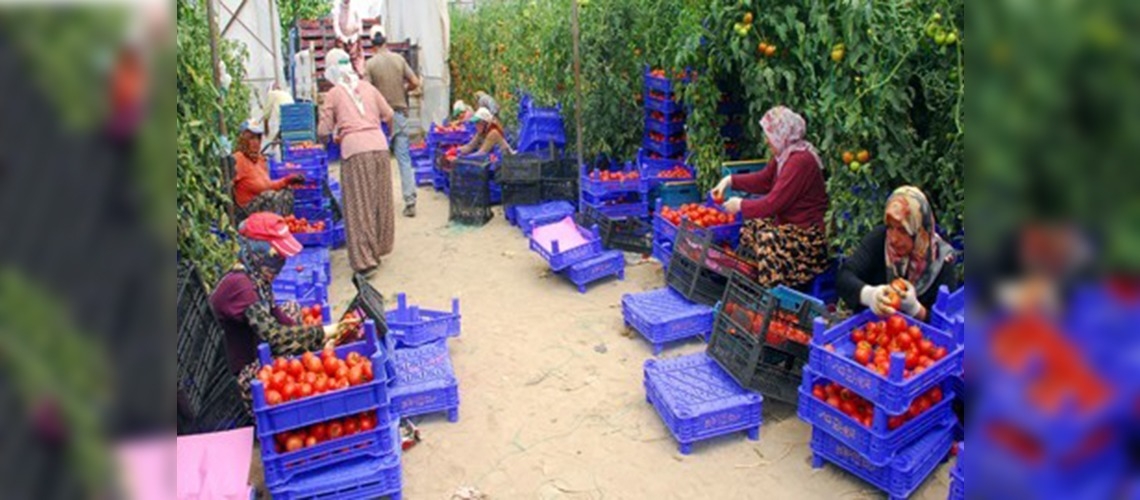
[450,100,474,123]
[232,119,304,221]
[318,48,396,275]
[330,0,365,77]
[474,91,500,117]
[208,213,357,412]
[837,186,958,320]
[457,107,515,156]
[710,106,830,288]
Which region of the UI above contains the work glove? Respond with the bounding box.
[860,284,898,317]
[893,279,923,317]
[723,197,743,215]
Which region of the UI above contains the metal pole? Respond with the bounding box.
[571,0,583,170]
[206,0,228,136]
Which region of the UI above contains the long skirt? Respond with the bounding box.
[341,150,395,272]
[237,189,294,222]
[737,218,829,288]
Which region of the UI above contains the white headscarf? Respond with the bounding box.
[324,48,365,116]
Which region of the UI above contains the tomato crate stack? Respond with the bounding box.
[385,293,461,348]
[665,221,757,306]
[280,103,317,143]
[637,149,698,213]
[653,201,742,249]
[622,287,715,355]
[253,322,405,500]
[643,67,689,161]
[706,274,829,404]
[428,123,475,193]
[273,247,331,315]
[798,310,964,499]
[643,352,762,455]
[579,158,649,219]
[410,141,433,186]
[496,145,570,220]
[516,102,567,153]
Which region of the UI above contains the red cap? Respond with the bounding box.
[239,212,303,257]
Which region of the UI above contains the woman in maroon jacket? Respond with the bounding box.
[710,106,830,288]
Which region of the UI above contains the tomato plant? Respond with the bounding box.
[450,0,963,256]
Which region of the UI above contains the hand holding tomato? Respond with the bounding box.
[710,175,732,201]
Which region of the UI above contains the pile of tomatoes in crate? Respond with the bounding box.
[272,411,381,453]
[812,381,945,429]
[257,349,375,406]
[645,151,684,160]
[658,203,733,228]
[652,165,692,179]
[648,132,686,144]
[410,141,427,151]
[723,304,812,346]
[288,141,322,151]
[433,123,468,134]
[283,215,325,234]
[842,314,948,379]
[587,169,640,182]
[649,111,685,123]
[299,304,324,326]
[648,90,674,101]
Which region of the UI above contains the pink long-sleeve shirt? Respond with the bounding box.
[318,81,393,160]
[730,151,829,230]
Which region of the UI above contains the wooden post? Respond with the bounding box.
[206,0,227,136]
[571,0,583,171]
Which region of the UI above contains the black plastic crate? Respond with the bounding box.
[722,276,830,363]
[345,273,389,337]
[706,321,807,404]
[177,261,232,420]
[587,207,654,255]
[545,156,579,180]
[450,160,494,225]
[541,178,579,203]
[672,220,759,282]
[182,358,253,434]
[498,147,559,184]
[665,251,730,306]
[501,182,543,211]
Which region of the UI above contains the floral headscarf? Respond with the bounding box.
[236,233,285,304]
[759,106,823,174]
[884,186,955,295]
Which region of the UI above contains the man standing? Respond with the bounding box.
[365,25,421,217]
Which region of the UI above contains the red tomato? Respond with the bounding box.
[321,346,337,360]
[273,358,289,372]
[304,436,318,448]
[851,329,866,343]
[919,339,935,356]
[930,387,944,403]
[813,385,826,400]
[285,435,304,453]
[344,418,360,435]
[348,365,364,386]
[311,423,328,442]
[361,362,373,381]
[328,422,344,439]
[854,347,871,365]
[932,346,947,361]
[323,356,340,376]
[888,416,904,430]
[314,377,329,394]
[304,354,323,373]
[359,413,376,431]
[840,400,856,416]
[265,390,283,405]
[826,396,841,409]
[282,383,298,401]
[271,372,287,390]
[887,315,907,335]
[299,383,313,398]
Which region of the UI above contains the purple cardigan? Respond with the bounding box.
[208,271,296,374]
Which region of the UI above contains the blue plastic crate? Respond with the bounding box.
[519,115,566,136]
[561,249,625,293]
[282,142,327,162]
[579,191,649,219]
[281,130,317,143]
[332,220,345,249]
[270,158,328,180]
[652,238,673,268]
[267,451,402,500]
[644,94,684,115]
[623,287,714,355]
[652,203,742,246]
[644,113,686,137]
[949,442,964,500]
[390,340,460,422]
[808,312,965,415]
[385,293,461,347]
[721,160,768,199]
[280,103,316,130]
[643,135,687,158]
[251,322,391,436]
[273,280,328,306]
[414,168,433,186]
[517,129,567,154]
[808,260,840,305]
[653,182,701,210]
[643,66,691,93]
[528,220,604,272]
[810,418,955,500]
[643,352,763,454]
[798,367,956,466]
[638,150,694,187]
[931,285,965,339]
[513,201,577,235]
[274,248,330,290]
[580,161,648,197]
[262,411,398,487]
[427,122,476,146]
[292,219,336,247]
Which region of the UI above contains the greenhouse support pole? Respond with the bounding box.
[206,0,227,136]
[571,0,583,169]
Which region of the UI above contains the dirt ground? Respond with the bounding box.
[266,162,954,499]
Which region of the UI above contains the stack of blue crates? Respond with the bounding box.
[799,311,965,499]
[273,247,331,314]
[254,322,405,500]
[385,293,461,348]
[271,142,344,249]
[516,94,566,153]
[280,103,317,143]
[650,199,742,269]
[622,287,714,355]
[411,141,433,186]
[638,149,698,212]
[949,442,963,500]
[385,292,463,422]
[579,159,648,220]
[643,352,763,455]
[643,66,687,161]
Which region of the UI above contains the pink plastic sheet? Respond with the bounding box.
[530,216,588,252]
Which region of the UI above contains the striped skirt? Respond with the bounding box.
[342,150,395,272]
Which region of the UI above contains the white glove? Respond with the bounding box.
[710,175,732,200]
[723,197,743,215]
[895,280,922,316]
[860,285,897,317]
